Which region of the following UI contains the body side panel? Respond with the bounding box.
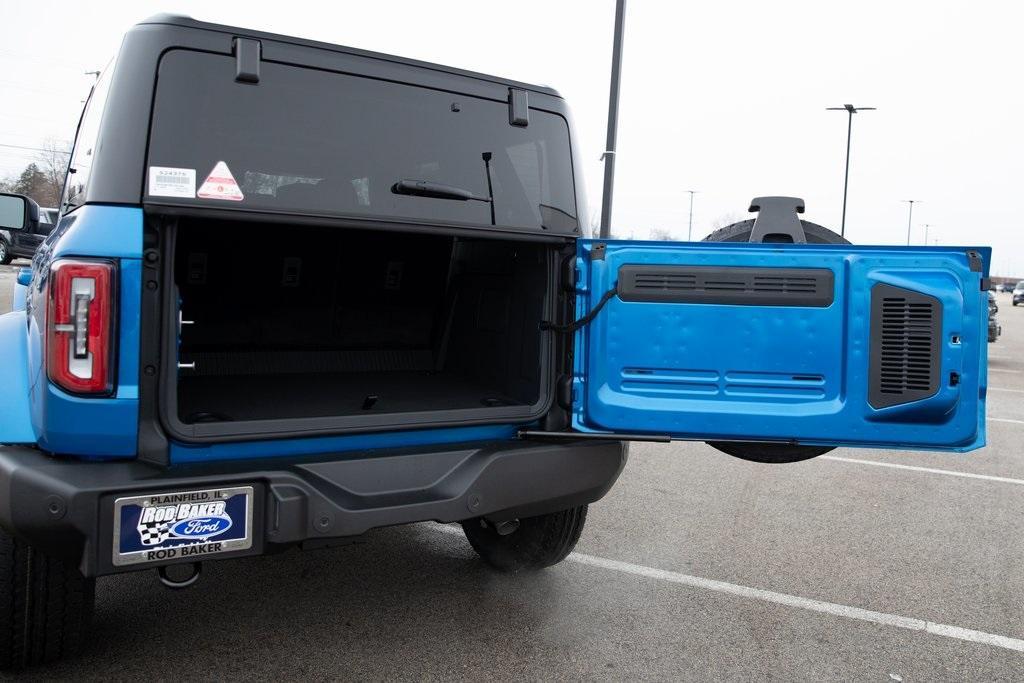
[0,312,37,444]
[27,206,143,458]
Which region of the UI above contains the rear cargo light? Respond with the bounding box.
[47,259,116,395]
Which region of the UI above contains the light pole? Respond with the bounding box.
[922,223,934,245]
[827,104,876,238]
[599,0,627,239]
[685,190,698,240]
[902,200,921,245]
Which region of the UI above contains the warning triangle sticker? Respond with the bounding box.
[197,161,244,201]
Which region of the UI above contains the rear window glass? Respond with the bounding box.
[64,61,113,212]
[146,50,577,231]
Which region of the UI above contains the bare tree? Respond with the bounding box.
[709,212,746,231]
[648,227,674,241]
[34,138,72,207]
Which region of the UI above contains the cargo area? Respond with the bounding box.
[170,220,554,432]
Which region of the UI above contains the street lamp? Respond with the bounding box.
[902,200,921,245]
[922,223,934,245]
[685,190,698,240]
[827,104,876,238]
[599,0,627,239]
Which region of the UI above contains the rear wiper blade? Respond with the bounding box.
[391,179,491,203]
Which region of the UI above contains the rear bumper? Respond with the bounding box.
[0,439,627,577]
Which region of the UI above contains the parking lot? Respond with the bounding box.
[0,262,21,314]
[1,260,1022,680]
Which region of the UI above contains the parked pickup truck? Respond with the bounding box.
[0,205,57,264]
[0,15,991,669]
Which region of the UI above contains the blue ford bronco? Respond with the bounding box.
[0,15,989,668]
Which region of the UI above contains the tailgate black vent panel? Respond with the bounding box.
[631,271,698,291]
[618,265,834,307]
[868,283,942,409]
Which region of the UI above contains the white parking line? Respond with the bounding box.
[431,525,1024,653]
[988,368,1022,374]
[988,387,1024,394]
[988,417,1024,425]
[814,418,1024,484]
[569,554,1024,654]
[819,455,1024,486]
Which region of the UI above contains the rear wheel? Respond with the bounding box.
[0,530,94,670]
[0,240,11,265]
[461,506,588,572]
[700,218,851,463]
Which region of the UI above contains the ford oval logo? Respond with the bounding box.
[169,515,232,539]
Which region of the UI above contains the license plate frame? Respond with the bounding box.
[112,485,254,566]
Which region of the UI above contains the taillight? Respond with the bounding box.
[47,259,116,395]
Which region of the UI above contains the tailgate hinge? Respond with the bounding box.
[966,250,989,290]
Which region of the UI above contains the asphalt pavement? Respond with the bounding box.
[0,260,23,313]
[1,264,1022,680]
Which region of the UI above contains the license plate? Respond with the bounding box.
[113,486,253,566]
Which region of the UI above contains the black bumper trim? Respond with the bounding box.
[0,439,627,577]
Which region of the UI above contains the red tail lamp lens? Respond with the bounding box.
[47,259,116,395]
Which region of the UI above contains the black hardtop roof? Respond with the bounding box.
[135,14,562,99]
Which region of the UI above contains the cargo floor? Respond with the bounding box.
[177,371,524,423]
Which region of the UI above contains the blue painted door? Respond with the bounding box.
[573,240,989,452]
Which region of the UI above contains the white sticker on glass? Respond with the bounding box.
[148,167,196,198]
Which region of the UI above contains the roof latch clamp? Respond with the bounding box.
[508,88,529,127]
[233,37,262,84]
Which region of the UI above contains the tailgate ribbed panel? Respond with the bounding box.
[618,265,834,307]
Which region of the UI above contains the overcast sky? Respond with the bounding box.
[2,1,1021,273]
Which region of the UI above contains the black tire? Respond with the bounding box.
[702,218,850,245]
[700,218,851,463]
[0,240,11,266]
[0,530,94,670]
[461,505,588,572]
[702,440,830,464]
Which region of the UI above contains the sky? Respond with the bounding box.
[1,0,1022,273]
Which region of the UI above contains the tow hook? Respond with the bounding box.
[157,562,202,589]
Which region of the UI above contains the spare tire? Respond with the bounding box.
[703,218,850,245]
[700,218,850,463]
